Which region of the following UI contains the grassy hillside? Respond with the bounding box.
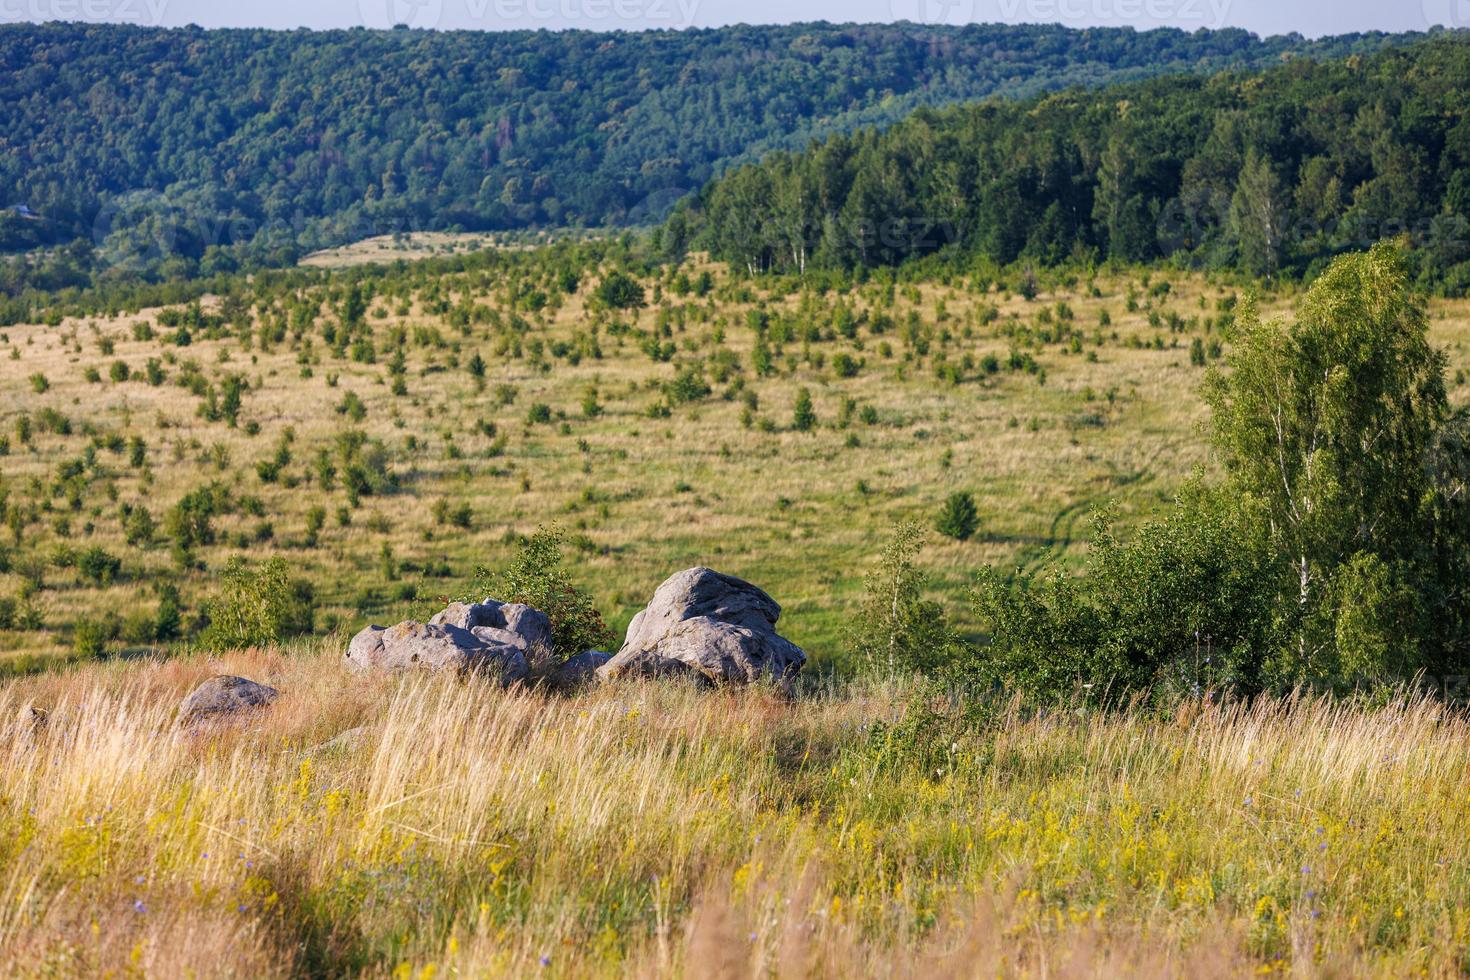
[5,248,1470,671]
[0,646,1464,975]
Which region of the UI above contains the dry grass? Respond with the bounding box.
[0,644,1465,976]
[297,230,601,269]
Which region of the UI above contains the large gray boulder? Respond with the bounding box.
[180,675,279,724]
[600,568,805,686]
[620,568,781,654]
[345,620,529,684]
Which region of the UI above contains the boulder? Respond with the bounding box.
[546,649,612,690]
[601,568,805,686]
[180,675,279,724]
[345,620,528,684]
[620,568,781,655]
[429,599,552,651]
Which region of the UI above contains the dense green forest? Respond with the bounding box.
[0,21,1413,295]
[682,37,1470,292]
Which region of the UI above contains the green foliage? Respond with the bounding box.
[166,483,229,551]
[845,522,956,675]
[72,619,109,659]
[688,40,1470,290]
[76,547,121,586]
[200,557,315,652]
[594,272,645,310]
[792,388,816,432]
[935,492,979,542]
[976,247,1470,698]
[123,505,155,547]
[974,488,1276,699]
[464,525,613,659]
[1204,244,1465,683]
[0,21,1378,294]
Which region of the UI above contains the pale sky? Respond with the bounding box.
[0,0,1464,37]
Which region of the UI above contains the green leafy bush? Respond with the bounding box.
[792,388,816,431]
[200,557,315,652]
[973,488,1276,700]
[845,522,957,676]
[463,525,613,659]
[76,546,121,586]
[595,271,645,310]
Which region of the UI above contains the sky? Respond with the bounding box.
[1,0,1465,37]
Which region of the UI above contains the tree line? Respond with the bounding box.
[0,20,1412,294]
[679,37,1470,294]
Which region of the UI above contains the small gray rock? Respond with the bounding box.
[547,650,612,690]
[180,676,279,724]
[597,647,710,684]
[603,617,803,686]
[497,603,553,650]
[305,726,367,756]
[426,602,486,630]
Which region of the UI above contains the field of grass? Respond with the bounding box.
[0,644,1466,976]
[4,249,1470,976]
[298,231,605,269]
[4,252,1470,670]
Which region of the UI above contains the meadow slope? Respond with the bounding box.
[4,255,1470,669]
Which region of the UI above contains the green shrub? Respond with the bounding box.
[595,271,645,310]
[72,618,109,658]
[119,609,156,645]
[973,488,1276,699]
[792,388,816,431]
[77,546,121,586]
[200,557,315,651]
[845,522,956,675]
[463,525,613,658]
[935,491,979,541]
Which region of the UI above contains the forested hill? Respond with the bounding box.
[681,37,1470,292]
[0,21,1411,291]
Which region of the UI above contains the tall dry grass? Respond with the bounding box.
[0,644,1466,976]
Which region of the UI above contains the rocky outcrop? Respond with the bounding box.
[428,600,552,652]
[348,575,805,691]
[345,620,529,684]
[598,568,805,686]
[179,675,279,724]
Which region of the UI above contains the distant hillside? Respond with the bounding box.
[682,36,1470,291]
[0,21,1412,293]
